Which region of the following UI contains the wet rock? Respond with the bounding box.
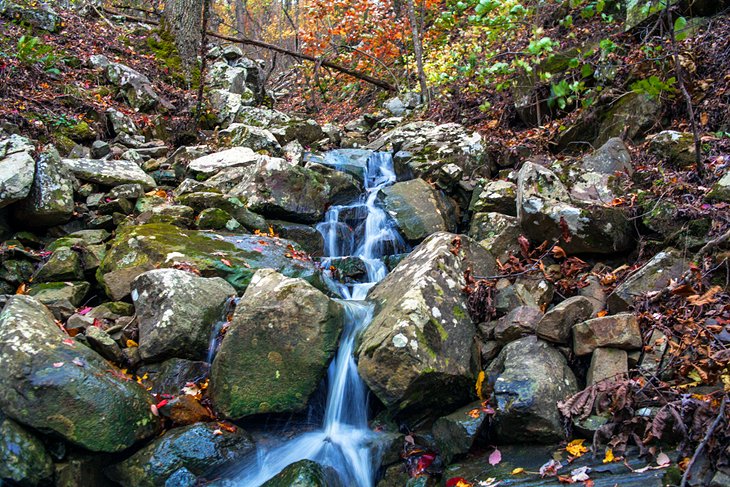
[85,325,125,364]
[61,157,156,189]
[573,313,642,356]
[493,306,542,344]
[158,395,213,425]
[34,247,84,282]
[138,358,211,396]
[0,414,54,486]
[210,269,343,419]
[132,269,236,362]
[261,459,339,487]
[357,233,497,425]
[0,295,159,452]
[587,347,628,384]
[468,212,521,262]
[107,422,255,487]
[432,401,489,464]
[380,178,456,242]
[607,249,687,312]
[0,134,35,208]
[97,223,321,299]
[486,336,577,443]
[269,220,325,256]
[14,145,74,226]
[536,296,594,344]
[517,161,633,254]
[469,180,517,215]
[54,453,112,487]
[27,281,89,307]
[304,161,362,205]
[186,147,262,177]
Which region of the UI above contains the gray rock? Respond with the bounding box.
[132,269,236,362]
[14,145,74,226]
[209,269,343,419]
[27,281,90,307]
[708,172,730,202]
[106,108,139,136]
[493,306,542,344]
[649,130,697,168]
[269,220,325,256]
[109,183,144,200]
[186,147,262,176]
[0,1,60,31]
[639,329,668,376]
[468,212,521,262]
[61,157,156,189]
[34,248,84,282]
[218,123,281,155]
[536,296,594,344]
[261,459,339,487]
[91,140,111,159]
[102,59,170,111]
[137,359,210,396]
[573,313,642,356]
[587,347,628,384]
[0,295,159,452]
[208,89,255,126]
[0,134,35,208]
[581,138,633,175]
[469,180,517,215]
[432,401,489,464]
[85,326,125,364]
[607,249,687,312]
[357,233,497,425]
[486,336,577,443]
[207,61,248,95]
[270,119,325,147]
[1,414,54,486]
[380,178,456,242]
[107,422,255,487]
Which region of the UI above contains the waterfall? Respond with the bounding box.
[227,150,407,486]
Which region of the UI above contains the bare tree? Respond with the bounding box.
[163,0,202,70]
[406,0,429,107]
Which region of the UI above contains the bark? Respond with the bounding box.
[163,0,202,70]
[406,0,429,106]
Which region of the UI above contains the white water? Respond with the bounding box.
[227,150,407,486]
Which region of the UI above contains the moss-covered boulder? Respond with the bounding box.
[0,414,54,486]
[261,460,339,487]
[209,269,343,419]
[34,247,85,282]
[27,281,90,307]
[195,207,239,230]
[106,422,255,487]
[14,145,74,226]
[0,295,160,452]
[648,130,698,168]
[97,223,322,300]
[356,233,497,426]
[708,172,730,202]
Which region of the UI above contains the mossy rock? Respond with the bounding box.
[57,121,96,142]
[261,460,339,487]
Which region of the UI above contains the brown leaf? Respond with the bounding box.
[559,217,573,243]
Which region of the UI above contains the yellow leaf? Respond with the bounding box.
[511,467,525,475]
[126,339,138,348]
[566,439,589,458]
[603,448,615,463]
[475,371,486,400]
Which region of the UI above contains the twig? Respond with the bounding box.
[697,228,730,258]
[679,396,727,487]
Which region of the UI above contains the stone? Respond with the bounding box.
[85,325,125,364]
[186,147,262,176]
[469,180,517,215]
[486,336,577,443]
[34,248,84,282]
[210,269,343,419]
[579,274,607,315]
[270,119,325,147]
[304,161,362,205]
[195,208,240,230]
[90,140,111,159]
[708,172,730,202]
[468,212,521,262]
[0,134,35,208]
[208,89,255,126]
[106,422,255,487]
[380,178,456,242]
[106,108,139,136]
[573,313,642,356]
[132,269,236,362]
[61,157,156,189]
[536,296,594,344]
[587,347,628,385]
[639,329,668,376]
[137,359,211,396]
[595,93,661,146]
[97,223,322,299]
[261,460,339,487]
[27,281,90,307]
[493,306,542,344]
[357,233,497,425]
[625,0,678,30]
[218,123,282,155]
[235,106,292,128]
[269,220,325,256]
[513,276,554,309]
[207,61,248,95]
[517,161,633,254]
[0,295,159,452]
[581,137,633,175]
[1,1,61,31]
[1,414,54,486]
[607,249,688,313]
[432,401,489,464]
[158,395,213,425]
[109,183,144,200]
[14,145,74,226]
[649,131,697,168]
[101,58,170,111]
[53,453,111,487]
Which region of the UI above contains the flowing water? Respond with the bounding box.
[225,150,407,486]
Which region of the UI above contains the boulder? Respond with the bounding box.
[0,295,159,452]
[380,178,456,242]
[235,106,291,128]
[468,212,521,262]
[137,358,210,396]
[97,223,321,299]
[357,233,497,425]
[101,58,170,111]
[268,220,325,256]
[13,145,74,226]
[27,281,90,307]
[0,1,61,31]
[195,208,240,230]
[625,0,678,30]
[368,122,487,187]
[61,157,156,189]
[607,249,687,312]
[186,147,262,177]
[580,137,633,175]
[486,336,577,443]
[218,123,282,155]
[106,108,139,137]
[132,269,236,362]
[304,161,362,205]
[261,460,339,487]
[573,313,642,356]
[0,134,35,208]
[587,348,628,385]
[207,61,248,95]
[469,180,517,215]
[106,422,255,487]
[85,326,125,364]
[208,89,256,126]
[493,306,542,344]
[210,269,343,419]
[1,414,54,486]
[649,130,697,168]
[34,247,84,282]
[708,172,730,202]
[517,161,633,254]
[536,296,594,344]
[432,401,489,464]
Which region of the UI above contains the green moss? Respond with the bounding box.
[146,28,200,88]
[58,121,95,142]
[452,305,466,320]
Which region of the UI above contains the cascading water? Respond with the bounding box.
[225,150,407,486]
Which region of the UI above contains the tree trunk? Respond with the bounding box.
[163,0,202,70]
[406,0,429,107]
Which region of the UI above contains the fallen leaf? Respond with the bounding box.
[475,370,486,400]
[656,452,671,466]
[212,428,223,435]
[489,447,502,466]
[446,477,472,487]
[511,467,525,475]
[150,404,159,416]
[686,286,722,306]
[72,357,85,367]
[126,339,138,348]
[53,362,64,368]
[552,245,567,259]
[603,448,614,463]
[566,439,589,458]
[571,466,591,482]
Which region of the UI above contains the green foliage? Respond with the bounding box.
[630,75,677,99]
[16,35,61,73]
[674,16,688,41]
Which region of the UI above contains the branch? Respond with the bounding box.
[679,396,727,487]
[102,7,397,92]
[697,228,730,258]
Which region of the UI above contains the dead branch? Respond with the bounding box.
[679,396,727,487]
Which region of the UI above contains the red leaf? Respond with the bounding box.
[446,477,471,487]
[559,217,573,243]
[518,235,530,257]
[77,306,92,315]
[489,447,502,465]
[415,453,435,474]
